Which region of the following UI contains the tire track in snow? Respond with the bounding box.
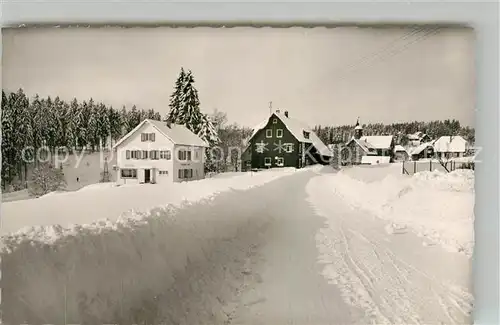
[308,174,473,325]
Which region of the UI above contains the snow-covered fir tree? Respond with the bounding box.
[178,70,203,133]
[197,113,221,173]
[166,67,186,123]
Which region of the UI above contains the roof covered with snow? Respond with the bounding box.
[409,142,434,155]
[407,131,427,141]
[113,119,208,149]
[433,136,468,153]
[250,112,333,157]
[393,145,408,153]
[346,137,377,154]
[360,135,393,149]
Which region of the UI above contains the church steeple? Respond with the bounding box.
[354,117,363,139]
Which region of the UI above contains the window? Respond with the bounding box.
[276,157,284,167]
[142,150,149,159]
[284,143,294,153]
[178,150,192,161]
[131,150,141,159]
[195,150,200,160]
[121,168,137,178]
[126,150,131,159]
[264,157,272,166]
[303,131,310,139]
[160,150,171,160]
[150,150,159,160]
[178,169,193,179]
[273,118,277,124]
[141,133,155,142]
[266,129,272,138]
[276,129,283,138]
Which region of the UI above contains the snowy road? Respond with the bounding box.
[226,168,472,324]
[3,167,473,324]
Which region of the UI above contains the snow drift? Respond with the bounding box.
[1,168,302,235]
[329,168,475,256]
[0,168,305,324]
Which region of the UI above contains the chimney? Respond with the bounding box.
[276,109,281,114]
[284,111,289,118]
[166,119,172,128]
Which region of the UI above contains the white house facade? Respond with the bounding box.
[433,135,468,159]
[112,119,208,185]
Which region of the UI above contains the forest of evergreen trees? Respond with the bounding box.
[1,88,166,188]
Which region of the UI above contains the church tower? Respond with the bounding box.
[354,118,363,139]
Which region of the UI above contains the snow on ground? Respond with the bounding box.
[1,167,315,324]
[321,166,475,256]
[1,167,309,236]
[307,168,473,324]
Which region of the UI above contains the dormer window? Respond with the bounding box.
[303,131,310,139]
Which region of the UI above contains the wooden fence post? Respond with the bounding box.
[413,161,416,174]
[429,160,432,172]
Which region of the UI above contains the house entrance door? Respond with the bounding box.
[144,169,151,183]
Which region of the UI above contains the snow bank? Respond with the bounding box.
[1,168,302,324]
[330,168,475,256]
[1,168,302,235]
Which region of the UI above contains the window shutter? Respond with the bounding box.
[126,150,130,159]
[151,133,155,141]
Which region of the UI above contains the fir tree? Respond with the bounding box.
[2,90,15,187]
[108,106,122,145]
[166,67,186,122]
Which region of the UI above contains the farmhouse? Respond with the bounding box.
[241,110,332,170]
[342,120,395,165]
[112,119,208,185]
[433,135,468,159]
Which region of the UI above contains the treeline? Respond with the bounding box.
[313,119,475,146]
[1,88,163,188]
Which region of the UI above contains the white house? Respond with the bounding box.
[433,135,468,159]
[112,119,208,185]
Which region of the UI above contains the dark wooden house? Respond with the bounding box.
[409,142,435,161]
[241,110,333,170]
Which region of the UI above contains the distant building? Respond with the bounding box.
[409,142,435,161]
[112,119,208,185]
[341,119,395,165]
[241,110,332,170]
[433,135,468,159]
[393,145,410,161]
[408,131,431,146]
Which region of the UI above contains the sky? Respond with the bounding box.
[2,26,475,128]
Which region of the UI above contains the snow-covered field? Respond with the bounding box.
[326,167,475,256]
[1,167,304,236]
